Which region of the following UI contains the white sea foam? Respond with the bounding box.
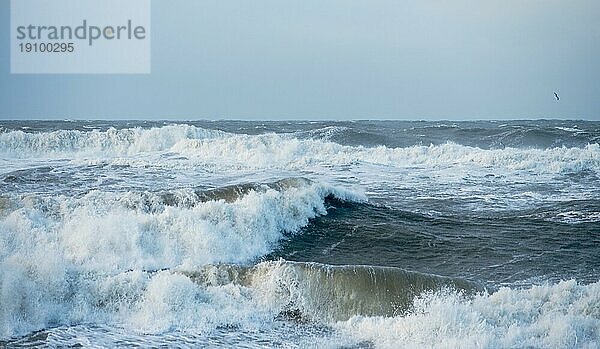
[3,255,598,347]
[0,125,224,157]
[338,280,600,348]
[2,125,599,175]
[1,124,599,345]
[0,180,364,338]
[2,206,600,347]
[172,134,600,174]
[555,126,580,133]
[551,211,600,224]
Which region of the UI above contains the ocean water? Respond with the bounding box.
[0,119,599,348]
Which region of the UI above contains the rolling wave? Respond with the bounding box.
[0,125,223,157]
[1,121,599,347]
[173,135,600,174]
[0,179,363,338]
[2,125,599,175]
[2,259,598,348]
[338,279,600,348]
[181,261,483,322]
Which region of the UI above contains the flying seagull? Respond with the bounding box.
[554,92,560,101]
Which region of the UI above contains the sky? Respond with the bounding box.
[1,0,599,120]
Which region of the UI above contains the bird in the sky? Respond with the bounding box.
[554,92,560,101]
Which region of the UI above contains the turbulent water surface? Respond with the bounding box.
[0,120,599,348]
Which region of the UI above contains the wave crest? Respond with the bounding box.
[2,125,598,175]
[0,180,364,337]
[338,279,600,348]
[183,261,482,322]
[0,125,223,157]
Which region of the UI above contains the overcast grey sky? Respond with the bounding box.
[1,0,599,120]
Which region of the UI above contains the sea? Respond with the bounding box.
[0,119,599,348]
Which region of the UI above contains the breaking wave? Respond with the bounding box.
[0,179,363,337]
[0,125,224,157]
[181,261,483,322]
[1,125,599,175]
[338,280,600,348]
[1,122,599,347]
[2,257,599,348]
[172,135,600,174]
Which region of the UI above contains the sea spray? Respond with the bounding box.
[0,179,364,338]
[337,280,600,348]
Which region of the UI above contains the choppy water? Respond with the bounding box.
[0,120,599,348]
